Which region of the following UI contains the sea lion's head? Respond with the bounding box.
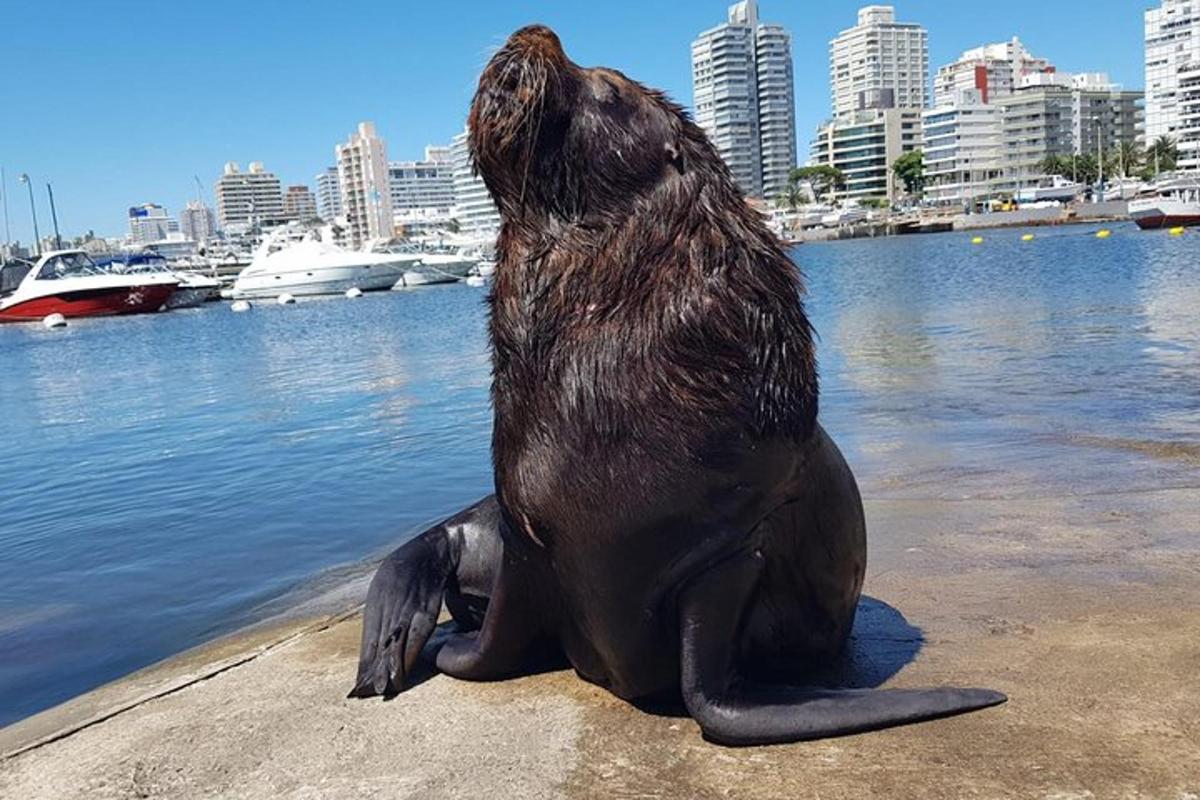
[469,25,697,223]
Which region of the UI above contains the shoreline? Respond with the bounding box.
[787,206,1134,244]
[3,486,1198,798]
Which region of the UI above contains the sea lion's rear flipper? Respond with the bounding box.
[678,551,1006,746]
[349,495,503,699]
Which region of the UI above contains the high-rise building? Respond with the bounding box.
[1064,74,1143,159]
[214,162,285,227]
[450,129,501,236]
[283,185,318,221]
[830,6,929,118]
[922,89,1005,207]
[691,0,796,200]
[1145,0,1200,165]
[995,82,1074,192]
[315,167,342,223]
[179,201,217,242]
[127,203,180,243]
[934,37,1055,108]
[389,145,456,214]
[809,107,922,201]
[336,122,394,247]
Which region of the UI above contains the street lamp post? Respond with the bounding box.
[18,174,41,256]
[46,183,62,250]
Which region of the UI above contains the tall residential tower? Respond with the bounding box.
[830,6,929,117]
[1146,0,1200,167]
[335,122,394,248]
[691,0,796,201]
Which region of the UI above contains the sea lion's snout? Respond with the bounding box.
[503,24,566,62]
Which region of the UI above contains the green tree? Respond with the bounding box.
[788,165,846,203]
[1145,136,1179,177]
[776,180,806,211]
[1110,140,1143,178]
[891,150,925,196]
[1039,154,1098,185]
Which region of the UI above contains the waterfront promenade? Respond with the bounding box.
[3,481,1198,797]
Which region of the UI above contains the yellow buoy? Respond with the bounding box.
[1169,226,1186,236]
[971,236,984,245]
[1096,229,1111,239]
[1021,233,1035,242]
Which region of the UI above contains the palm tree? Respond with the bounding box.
[1113,140,1143,178]
[1147,136,1179,176]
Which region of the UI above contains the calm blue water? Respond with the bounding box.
[1,224,1198,727]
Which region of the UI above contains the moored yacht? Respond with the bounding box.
[378,244,478,288]
[0,250,178,322]
[231,228,418,299]
[96,252,221,309]
[1015,175,1085,204]
[1129,177,1200,230]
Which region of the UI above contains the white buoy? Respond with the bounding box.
[465,275,487,287]
[345,287,364,298]
[277,293,296,305]
[231,300,252,313]
[42,313,67,329]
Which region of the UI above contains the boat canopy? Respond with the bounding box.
[35,251,104,280]
[0,261,33,295]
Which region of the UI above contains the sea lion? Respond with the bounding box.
[350,24,1005,745]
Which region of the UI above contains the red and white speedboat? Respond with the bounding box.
[0,250,178,323]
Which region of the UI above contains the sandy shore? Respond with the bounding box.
[3,484,1199,798]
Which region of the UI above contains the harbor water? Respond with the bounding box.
[1,224,1198,728]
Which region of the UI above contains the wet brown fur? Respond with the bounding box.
[468,26,818,527]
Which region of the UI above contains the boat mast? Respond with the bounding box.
[46,183,62,250]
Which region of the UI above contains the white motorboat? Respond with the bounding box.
[384,245,478,289]
[231,229,416,299]
[820,207,868,228]
[0,250,177,323]
[1015,175,1084,204]
[1129,177,1200,230]
[98,252,221,309]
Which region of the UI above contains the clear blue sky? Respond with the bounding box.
[0,1,1148,242]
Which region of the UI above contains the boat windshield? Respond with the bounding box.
[36,252,103,280]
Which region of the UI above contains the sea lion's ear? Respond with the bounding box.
[665,141,686,175]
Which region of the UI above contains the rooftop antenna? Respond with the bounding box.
[193,175,204,205]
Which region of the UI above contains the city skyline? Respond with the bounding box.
[1,1,1149,242]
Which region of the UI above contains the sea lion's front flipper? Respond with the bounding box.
[349,495,503,698]
[679,551,1006,746]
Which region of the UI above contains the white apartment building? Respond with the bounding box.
[336,122,394,248]
[1146,0,1200,167]
[389,145,455,214]
[830,6,929,118]
[1064,73,1143,159]
[214,162,285,228]
[450,129,501,236]
[179,201,217,242]
[283,185,318,221]
[995,82,1074,192]
[934,37,1054,108]
[315,167,342,223]
[127,203,180,244]
[692,0,796,200]
[755,22,797,200]
[810,107,922,201]
[922,89,1005,207]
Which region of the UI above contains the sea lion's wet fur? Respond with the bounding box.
[471,27,817,462]
[352,25,1005,744]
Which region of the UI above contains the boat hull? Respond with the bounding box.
[231,263,405,298]
[1131,211,1200,230]
[0,284,177,322]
